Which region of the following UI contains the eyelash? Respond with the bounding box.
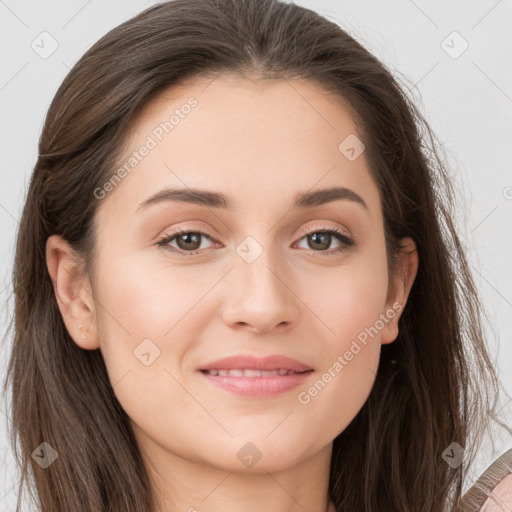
[156,225,356,258]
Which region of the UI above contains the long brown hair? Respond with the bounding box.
[2,0,509,510]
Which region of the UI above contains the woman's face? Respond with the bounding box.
[50,75,417,477]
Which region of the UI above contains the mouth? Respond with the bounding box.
[198,368,314,397]
[199,368,311,377]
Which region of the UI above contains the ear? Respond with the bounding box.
[380,237,418,345]
[45,234,99,350]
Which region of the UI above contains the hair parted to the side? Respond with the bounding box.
[2,0,510,510]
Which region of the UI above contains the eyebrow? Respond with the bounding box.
[136,186,368,212]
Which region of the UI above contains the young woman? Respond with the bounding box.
[2,0,511,510]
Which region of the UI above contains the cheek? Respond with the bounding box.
[288,250,388,417]
[92,248,228,416]
[303,252,390,345]
[91,253,204,437]
[94,249,212,346]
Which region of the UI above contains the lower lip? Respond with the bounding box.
[198,370,314,397]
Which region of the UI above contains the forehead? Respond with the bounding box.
[96,74,380,221]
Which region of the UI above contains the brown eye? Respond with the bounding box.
[175,232,202,251]
[156,226,355,258]
[156,229,217,256]
[295,227,355,255]
[307,232,332,251]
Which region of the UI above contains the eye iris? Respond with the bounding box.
[177,233,201,251]
[163,229,345,254]
[308,232,330,250]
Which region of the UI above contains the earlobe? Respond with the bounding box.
[380,237,419,345]
[45,234,99,350]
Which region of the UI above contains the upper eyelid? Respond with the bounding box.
[296,223,351,238]
[160,223,350,239]
[158,224,352,247]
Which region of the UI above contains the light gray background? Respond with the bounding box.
[1,0,511,509]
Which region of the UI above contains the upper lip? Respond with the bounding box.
[199,355,313,373]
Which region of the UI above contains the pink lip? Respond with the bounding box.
[199,370,314,397]
[198,354,312,372]
[197,354,314,397]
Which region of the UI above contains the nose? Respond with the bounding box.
[221,251,299,335]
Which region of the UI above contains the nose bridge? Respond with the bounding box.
[221,230,298,332]
[234,232,288,300]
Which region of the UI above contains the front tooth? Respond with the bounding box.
[226,369,244,377]
[207,369,292,377]
[243,369,262,377]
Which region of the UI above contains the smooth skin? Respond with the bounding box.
[46,74,418,512]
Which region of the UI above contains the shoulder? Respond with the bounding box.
[459,449,512,511]
[479,473,512,511]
